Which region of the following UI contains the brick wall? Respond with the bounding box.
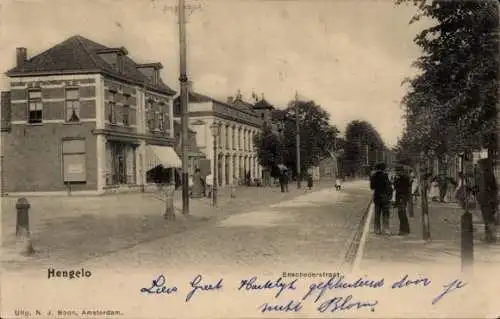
[104,78,138,130]
[9,79,96,122]
[145,91,171,133]
[1,122,98,192]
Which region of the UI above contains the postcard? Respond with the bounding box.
[1,0,499,318]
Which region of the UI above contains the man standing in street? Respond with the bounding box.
[393,165,411,235]
[370,162,393,235]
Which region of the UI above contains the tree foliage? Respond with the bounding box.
[396,0,499,158]
[253,124,283,170]
[343,120,386,176]
[253,100,339,177]
[281,100,339,175]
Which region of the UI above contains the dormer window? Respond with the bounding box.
[137,63,163,86]
[97,47,128,73]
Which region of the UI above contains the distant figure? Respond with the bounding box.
[393,166,411,235]
[191,168,203,198]
[279,169,289,192]
[370,162,393,235]
[307,173,314,191]
[335,176,342,191]
[231,175,238,198]
[206,174,214,198]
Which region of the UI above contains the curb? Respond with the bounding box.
[341,199,373,271]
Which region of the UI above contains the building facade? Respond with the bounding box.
[174,90,269,187]
[1,35,181,195]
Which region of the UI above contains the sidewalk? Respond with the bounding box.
[1,179,339,268]
[360,200,500,269]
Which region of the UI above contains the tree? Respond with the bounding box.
[254,100,339,179]
[253,124,283,176]
[280,100,340,178]
[343,120,386,176]
[397,0,499,157]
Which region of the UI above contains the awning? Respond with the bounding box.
[146,145,182,170]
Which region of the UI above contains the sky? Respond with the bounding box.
[0,0,429,147]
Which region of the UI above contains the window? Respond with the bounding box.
[28,90,42,123]
[154,111,160,131]
[232,127,236,149]
[158,112,164,131]
[122,95,130,126]
[108,91,117,124]
[62,139,86,183]
[243,131,246,151]
[122,106,129,125]
[226,125,230,148]
[65,88,80,122]
[237,129,241,150]
[146,100,154,131]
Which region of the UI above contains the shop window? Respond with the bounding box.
[65,88,80,122]
[28,90,42,123]
[106,142,136,185]
[62,139,86,183]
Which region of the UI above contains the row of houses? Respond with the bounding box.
[0,35,280,195]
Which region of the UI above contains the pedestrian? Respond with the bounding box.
[278,170,285,192]
[370,162,393,235]
[307,173,313,191]
[475,158,498,243]
[335,175,342,191]
[231,175,238,198]
[206,173,213,198]
[283,169,289,192]
[393,166,411,235]
[429,176,440,202]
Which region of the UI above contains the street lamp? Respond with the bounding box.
[210,121,222,207]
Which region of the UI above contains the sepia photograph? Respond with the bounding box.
[0,0,499,318]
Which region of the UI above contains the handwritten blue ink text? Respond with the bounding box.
[432,279,467,305]
[391,274,432,289]
[140,274,178,295]
[238,276,299,298]
[185,274,223,302]
[259,300,303,313]
[317,294,378,313]
[302,273,384,303]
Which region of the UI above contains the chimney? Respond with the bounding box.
[16,47,27,67]
[227,96,233,104]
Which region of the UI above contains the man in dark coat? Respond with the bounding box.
[370,162,393,235]
[393,166,411,235]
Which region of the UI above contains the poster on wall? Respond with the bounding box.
[63,154,87,182]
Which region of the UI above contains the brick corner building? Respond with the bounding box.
[1,35,182,195]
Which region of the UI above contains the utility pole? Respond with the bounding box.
[295,91,301,189]
[178,0,190,215]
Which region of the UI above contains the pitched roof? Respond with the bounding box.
[6,35,176,95]
[253,98,274,110]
